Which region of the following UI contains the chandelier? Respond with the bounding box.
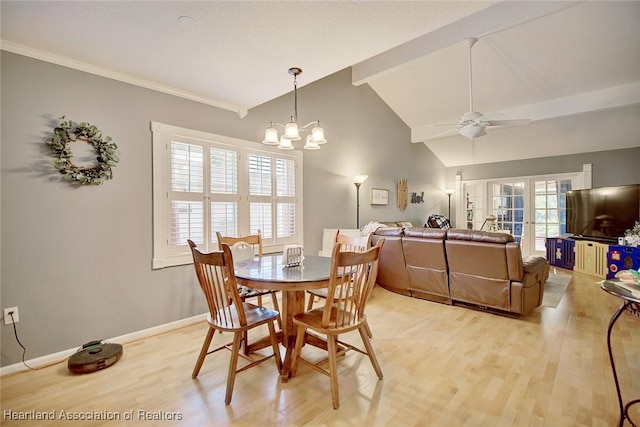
[262,67,327,150]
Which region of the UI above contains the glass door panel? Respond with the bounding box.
[461,174,579,258]
[489,181,526,244]
[531,179,572,256]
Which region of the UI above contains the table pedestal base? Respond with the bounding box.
[606,300,640,427]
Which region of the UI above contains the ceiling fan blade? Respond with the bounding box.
[421,127,460,141]
[427,122,459,127]
[485,119,531,127]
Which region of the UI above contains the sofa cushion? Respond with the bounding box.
[402,227,450,303]
[404,227,447,239]
[394,221,413,228]
[376,221,409,228]
[373,227,404,237]
[447,228,515,244]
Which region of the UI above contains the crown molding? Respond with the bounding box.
[1,40,248,118]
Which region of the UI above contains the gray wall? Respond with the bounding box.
[445,147,640,226]
[0,52,443,365]
[2,51,638,365]
[448,147,640,185]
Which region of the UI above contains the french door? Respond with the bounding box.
[462,173,581,257]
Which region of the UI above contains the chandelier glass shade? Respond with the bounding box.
[262,67,327,150]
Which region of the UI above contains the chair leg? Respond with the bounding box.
[192,327,215,379]
[364,320,373,339]
[327,334,340,410]
[267,320,283,373]
[225,331,243,405]
[306,293,315,310]
[358,325,383,380]
[290,324,307,377]
[241,331,249,355]
[271,293,282,329]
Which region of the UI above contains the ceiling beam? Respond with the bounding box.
[351,1,581,86]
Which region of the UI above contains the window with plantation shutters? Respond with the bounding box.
[210,147,239,244]
[170,142,204,246]
[276,157,297,238]
[151,122,303,269]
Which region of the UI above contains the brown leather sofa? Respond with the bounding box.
[371,227,550,316]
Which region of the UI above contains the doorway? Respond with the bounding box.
[461,173,582,257]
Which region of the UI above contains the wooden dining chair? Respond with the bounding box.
[216,230,281,328]
[187,240,282,405]
[306,233,372,310]
[306,233,374,338]
[290,238,385,409]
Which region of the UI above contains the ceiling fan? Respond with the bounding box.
[425,38,531,141]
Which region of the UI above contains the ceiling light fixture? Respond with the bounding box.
[458,122,486,140]
[262,67,326,151]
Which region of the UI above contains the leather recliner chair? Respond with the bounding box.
[445,229,549,315]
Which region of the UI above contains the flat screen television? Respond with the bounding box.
[566,184,640,243]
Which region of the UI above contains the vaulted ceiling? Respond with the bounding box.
[2,1,639,167]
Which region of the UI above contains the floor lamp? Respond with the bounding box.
[445,189,455,222]
[354,175,368,229]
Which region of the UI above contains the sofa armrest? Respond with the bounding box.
[523,256,548,274]
[521,256,550,288]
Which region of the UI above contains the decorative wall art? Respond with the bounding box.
[411,192,424,203]
[45,116,120,185]
[370,188,389,205]
[397,178,408,211]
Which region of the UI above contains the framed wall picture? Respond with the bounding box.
[370,188,389,205]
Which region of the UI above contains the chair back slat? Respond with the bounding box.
[188,240,247,328]
[229,241,255,262]
[216,230,263,256]
[321,239,384,329]
[335,233,371,252]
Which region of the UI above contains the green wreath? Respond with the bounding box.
[45,116,120,185]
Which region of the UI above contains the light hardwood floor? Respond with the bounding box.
[1,268,638,426]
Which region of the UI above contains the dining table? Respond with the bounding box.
[234,254,333,381]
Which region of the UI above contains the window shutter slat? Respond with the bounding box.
[170,142,203,193]
[170,201,204,245]
[211,148,237,194]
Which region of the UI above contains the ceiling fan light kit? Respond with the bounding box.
[458,123,487,139]
[262,67,327,150]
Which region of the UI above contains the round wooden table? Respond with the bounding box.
[600,279,640,427]
[234,254,332,381]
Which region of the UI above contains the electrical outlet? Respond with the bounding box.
[4,307,19,325]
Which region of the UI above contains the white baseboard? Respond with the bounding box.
[0,313,207,377]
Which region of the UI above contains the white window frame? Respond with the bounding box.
[151,122,303,269]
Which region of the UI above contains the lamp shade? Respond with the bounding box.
[354,175,368,185]
[310,125,326,144]
[303,135,320,150]
[263,126,280,145]
[284,120,301,140]
[277,137,294,150]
